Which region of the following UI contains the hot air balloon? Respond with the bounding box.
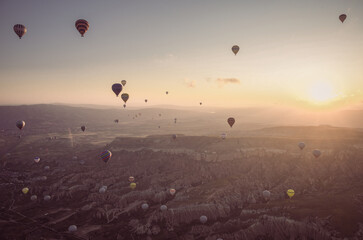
[81,126,86,132]
[141,203,149,210]
[44,195,51,201]
[339,14,347,23]
[169,188,176,195]
[123,104,126,108]
[99,186,106,194]
[174,118,177,124]
[112,83,122,97]
[114,119,119,123]
[227,117,235,127]
[200,102,202,105]
[200,215,208,224]
[130,182,136,189]
[166,91,169,95]
[129,176,135,182]
[159,113,161,117]
[232,45,239,55]
[160,205,168,211]
[16,120,25,130]
[298,142,305,150]
[145,99,148,103]
[121,93,129,103]
[100,150,112,163]
[30,195,37,201]
[72,156,78,160]
[262,190,271,201]
[312,149,321,158]
[34,157,40,163]
[121,80,126,86]
[13,24,27,39]
[287,189,295,198]
[75,19,89,37]
[68,225,77,232]
[22,187,29,194]
[221,133,226,140]
[172,134,177,140]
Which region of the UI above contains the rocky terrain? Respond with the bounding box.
[1,125,363,239]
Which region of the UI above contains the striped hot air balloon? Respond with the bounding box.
[75,19,89,37]
[13,24,27,39]
[100,150,112,163]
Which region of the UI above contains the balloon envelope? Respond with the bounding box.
[130,182,136,189]
[169,188,176,195]
[160,205,168,211]
[34,157,40,163]
[30,195,37,201]
[112,83,122,97]
[312,149,321,158]
[100,150,112,163]
[121,80,126,86]
[75,19,89,37]
[200,215,208,224]
[16,120,25,130]
[298,142,305,150]
[227,117,235,127]
[22,187,29,194]
[339,14,347,23]
[172,134,177,140]
[232,45,240,55]
[13,24,27,39]
[141,203,149,210]
[44,195,51,201]
[81,126,86,132]
[129,176,135,182]
[287,189,295,198]
[99,187,106,194]
[68,225,77,232]
[121,93,129,103]
[262,190,271,200]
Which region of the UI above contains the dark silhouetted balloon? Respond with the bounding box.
[339,14,347,23]
[75,19,89,37]
[227,117,235,127]
[121,93,129,103]
[13,24,27,39]
[298,142,305,150]
[232,45,239,55]
[121,80,126,86]
[312,149,321,158]
[81,126,86,132]
[112,83,122,97]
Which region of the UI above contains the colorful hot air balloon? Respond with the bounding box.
[22,187,29,194]
[169,188,176,195]
[112,83,122,97]
[34,157,40,163]
[121,93,129,103]
[75,19,89,37]
[13,24,27,39]
[16,120,25,130]
[312,149,321,158]
[200,215,208,224]
[130,182,136,189]
[287,189,295,198]
[227,117,235,127]
[100,150,112,163]
[232,45,239,55]
[262,190,271,201]
[121,80,127,86]
[81,126,86,132]
[128,176,135,182]
[298,142,305,150]
[339,14,347,23]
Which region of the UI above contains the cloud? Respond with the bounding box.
[216,78,240,87]
[184,79,196,88]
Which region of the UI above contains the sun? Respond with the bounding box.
[307,82,338,104]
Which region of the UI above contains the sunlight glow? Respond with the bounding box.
[307,82,338,104]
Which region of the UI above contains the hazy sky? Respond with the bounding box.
[1,0,362,109]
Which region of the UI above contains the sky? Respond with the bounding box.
[0,0,363,110]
